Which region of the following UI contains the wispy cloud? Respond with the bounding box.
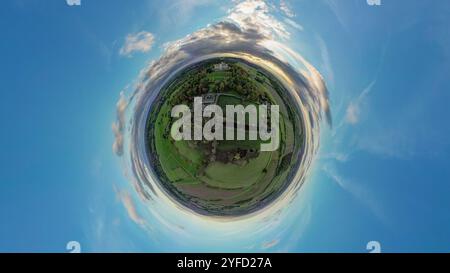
[323,165,387,224]
[356,128,416,159]
[323,0,350,33]
[120,31,155,57]
[316,35,334,88]
[319,152,349,162]
[228,0,290,39]
[345,80,375,125]
[284,18,303,31]
[114,186,145,226]
[157,0,217,27]
[261,239,280,249]
[112,91,127,156]
[279,0,294,18]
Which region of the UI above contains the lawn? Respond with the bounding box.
[200,152,273,190]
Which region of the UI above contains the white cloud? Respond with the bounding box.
[115,187,145,226]
[120,31,155,57]
[345,81,375,125]
[112,91,127,156]
[345,102,359,124]
[66,0,81,6]
[284,18,303,31]
[261,239,280,249]
[228,0,290,39]
[280,0,294,18]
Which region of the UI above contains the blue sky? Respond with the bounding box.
[1,0,450,252]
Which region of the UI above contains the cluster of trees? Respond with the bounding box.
[170,70,209,105]
[169,62,271,106]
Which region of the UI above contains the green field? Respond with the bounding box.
[201,152,272,190]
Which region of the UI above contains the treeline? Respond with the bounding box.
[170,63,271,105]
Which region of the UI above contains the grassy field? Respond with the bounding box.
[154,103,202,184]
[217,95,242,107]
[200,152,272,190]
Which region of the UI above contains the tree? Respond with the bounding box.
[219,81,225,92]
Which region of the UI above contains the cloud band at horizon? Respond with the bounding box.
[113,1,331,250]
